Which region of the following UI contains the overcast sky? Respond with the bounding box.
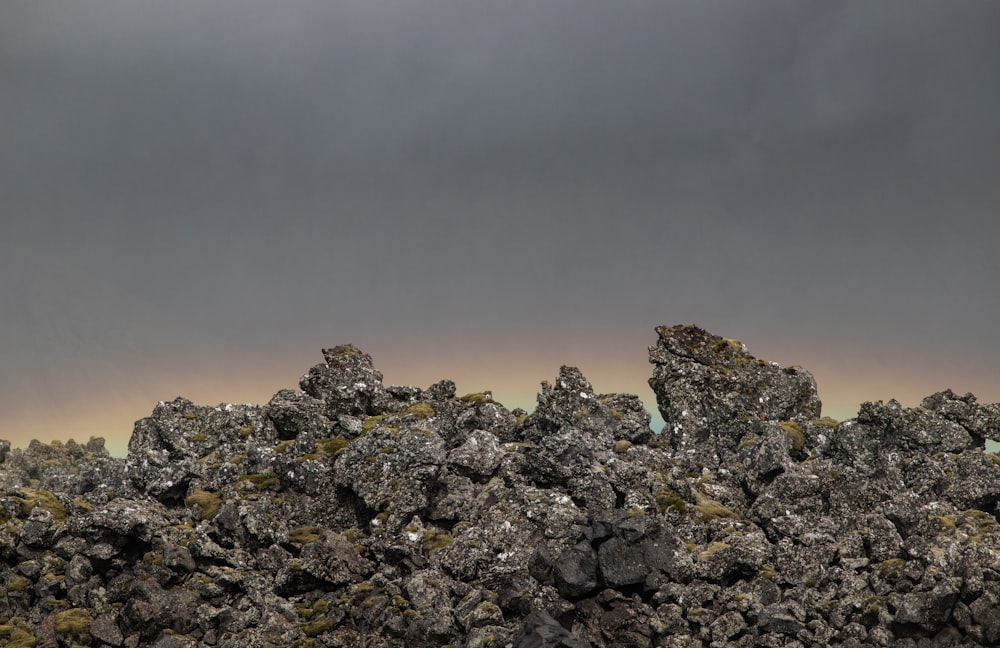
[3,1,999,455]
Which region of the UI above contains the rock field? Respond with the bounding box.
[2,324,1000,647]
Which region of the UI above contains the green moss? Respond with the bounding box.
[811,417,840,429]
[184,490,223,520]
[712,338,743,354]
[987,453,1000,467]
[191,432,207,442]
[780,421,805,454]
[613,440,632,454]
[655,489,687,513]
[694,503,740,522]
[54,608,92,640]
[1,628,37,648]
[6,575,31,592]
[422,529,454,553]
[327,344,360,357]
[317,437,350,456]
[302,618,334,637]
[15,489,68,523]
[402,403,435,419]
[238,425,255,437]
[275,440,294,454]
[403,609,421,620]
[289,526,324,544]
[239,473,280,490]
[459,392,491,405]
[361,414,386,435]
[758,564,776,580]
[697,542,730,561]
[878,558,906,579]
[932,515,957,530]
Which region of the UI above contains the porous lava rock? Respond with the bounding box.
[1,325,1000,647]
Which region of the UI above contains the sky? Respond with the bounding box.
[2,1,999,456]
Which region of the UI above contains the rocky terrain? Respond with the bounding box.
[2,324,1000,647]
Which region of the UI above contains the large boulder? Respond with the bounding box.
[648,324,821,449]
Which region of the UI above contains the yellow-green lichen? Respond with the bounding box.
[613,440,632,454]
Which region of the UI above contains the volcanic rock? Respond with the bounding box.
[1,324,1000,646]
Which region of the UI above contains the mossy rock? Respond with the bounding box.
[694,503,740,522]
[239,473,280,490]
[361,414,387,435]
[877,557,906,579]
[697,542,730,561]
[458,392,493,406]
[184,490,223,520]
[0,627,37,648]
[302,617,334,637]
[54,608,93,641]
[6,575,31,592]
[613,440,632,454]
[15,489,67,523]
[780,421,805,455]
[655,489,687,513]
[422,529,454,553]
[317,437,350,456]
[401,403,435,419]
[289,526,325,544]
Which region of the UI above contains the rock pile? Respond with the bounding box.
[2,325,1000,647]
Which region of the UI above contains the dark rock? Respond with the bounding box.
[516,609,592,648]
[1,328,999,646]
[648,324,821,450]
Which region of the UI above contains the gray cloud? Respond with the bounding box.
[2,1,1000,444]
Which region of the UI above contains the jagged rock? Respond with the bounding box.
[2,326,1000,646]
[648,324,821,451]
[300,344,390,417]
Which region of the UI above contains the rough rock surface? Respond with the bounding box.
[2,327,1000,646]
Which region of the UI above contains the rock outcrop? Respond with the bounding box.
[2,326,1000,647]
